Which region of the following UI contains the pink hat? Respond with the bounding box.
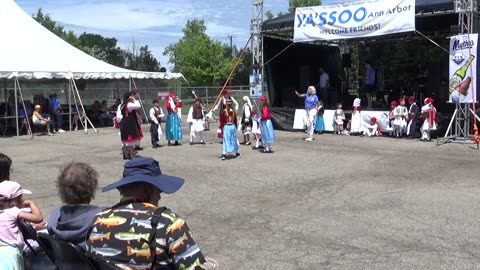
[168,93,176,98]
[195,97,202,102]
[398,98,405,103]
[408,96,415,102]
[259,96,268,102]
[370,117,377,123]
[223,88,230,94]
[0,181,31,201]
[390,101,398,107]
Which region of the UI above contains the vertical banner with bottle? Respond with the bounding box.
[249,74,262,98]
[449,34,478,103]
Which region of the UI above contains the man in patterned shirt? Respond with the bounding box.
[86,157,206,270]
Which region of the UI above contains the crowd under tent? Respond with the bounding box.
[0,0,184,136]
[261,0,480,131]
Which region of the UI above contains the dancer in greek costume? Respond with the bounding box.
[220,100,240,160]
[406,96,419,139]
[120,89,143,159]
[187,98,205,145]
[393,98,408,138]
[350,98,362,135]
[165,93,183,146]
[241,96,253,145]
[259,96,275,153]
[315,100,325,134]
[420,97,436,141]
[149,99,165,148]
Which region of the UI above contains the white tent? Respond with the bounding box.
[0,0,183,80]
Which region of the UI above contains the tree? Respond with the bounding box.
[32,8,161,70]
[33,9,78,46]
[125,40,160,71]
[164,19,235,86]
[77,33,125,67]
[265,10,274,20]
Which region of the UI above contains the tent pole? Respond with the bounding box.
[67,80,72,131]
[2,79,6,116]
[70,78,98,134]
[14,77,18,136]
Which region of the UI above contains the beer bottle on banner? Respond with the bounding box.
[449,55,475,95]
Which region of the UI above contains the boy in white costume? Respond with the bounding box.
[392,98,408,138]
[361,116,379,137]
[420,97,436,141]
[149,99,165,148]
[187,98,206,145]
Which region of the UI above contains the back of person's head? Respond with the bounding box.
[152,99,159,104]
[57,162,98,205]
[0,153,12,182]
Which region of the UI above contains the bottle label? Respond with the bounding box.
[449,75,463,94]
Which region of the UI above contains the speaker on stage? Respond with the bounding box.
[342,53,351,68]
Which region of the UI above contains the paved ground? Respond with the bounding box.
[1,121,480,270]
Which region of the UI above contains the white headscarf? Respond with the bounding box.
[243,96,253,109]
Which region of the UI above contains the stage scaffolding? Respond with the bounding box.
[438,0,480,146]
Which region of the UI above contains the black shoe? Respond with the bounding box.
[190,142,194,145]
[235,153,241,157]
[135,146,143,151]
[174,141,179,146]
[200,141,206,145]
[221,154,226,160]
[153,145,158,149]
[168,141,172,146]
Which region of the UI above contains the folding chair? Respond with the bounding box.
[18,220,57,270]
[17,219,39,255]
[37,232,96,270]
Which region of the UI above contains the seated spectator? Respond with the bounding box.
[18,101,33,133]
[47,162,102,250]
[0,181,43,270]
[86,157,206,270]
[97,100,113,127]
[0,153,12,182]
[71,105,83,131]
[32,105,53,136]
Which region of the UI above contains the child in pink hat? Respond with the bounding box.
[0,181,43,269]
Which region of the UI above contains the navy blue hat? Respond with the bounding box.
[102,157,184,194]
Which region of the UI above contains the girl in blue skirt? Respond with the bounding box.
[220,99,240,160]
[315,100,325,134]
[165,93,183,146]
[259,96,275,153]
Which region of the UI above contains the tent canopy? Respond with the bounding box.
[0,0,183,81]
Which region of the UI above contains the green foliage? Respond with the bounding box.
[125,44,160,72]
[164,19,235,86]
[32,8,160,71]
[265,10,274,20]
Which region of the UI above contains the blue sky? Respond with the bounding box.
[15,0,291,69]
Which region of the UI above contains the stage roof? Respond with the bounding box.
[262,0,455,32]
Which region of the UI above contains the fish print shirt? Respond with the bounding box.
[86,202,205,270]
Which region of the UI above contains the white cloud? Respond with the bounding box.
[15,0,289,68]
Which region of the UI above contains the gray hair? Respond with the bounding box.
[307,86,316,95]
